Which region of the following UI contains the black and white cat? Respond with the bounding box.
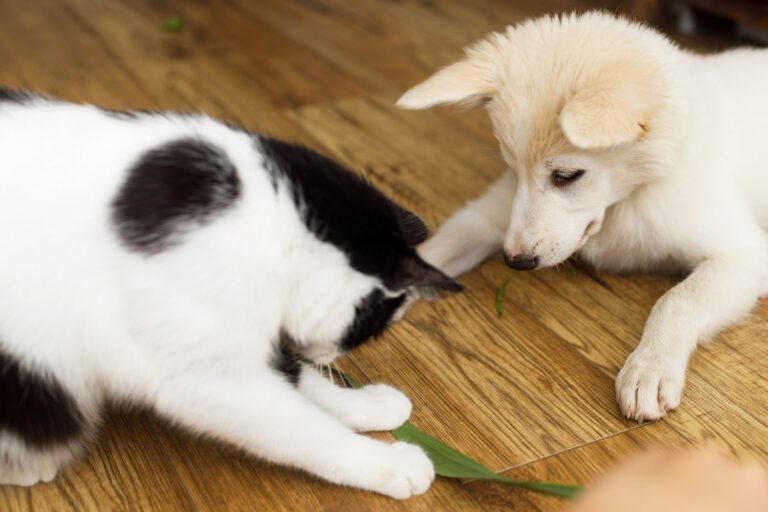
[0,89,460,499]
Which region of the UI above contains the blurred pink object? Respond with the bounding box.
[565,446,768,512]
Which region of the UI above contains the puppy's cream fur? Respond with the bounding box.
[399,12,768,421]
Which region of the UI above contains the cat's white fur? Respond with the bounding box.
[398,12,768,421]
[0,99,434,498]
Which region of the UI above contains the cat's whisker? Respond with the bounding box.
[331,362,345,388]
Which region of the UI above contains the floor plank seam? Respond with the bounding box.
[491,421,656,477]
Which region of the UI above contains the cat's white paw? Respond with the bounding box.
[366,442,435,499]
[344,384,412,432]
[616,350,686,422]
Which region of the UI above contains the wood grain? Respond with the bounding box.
[1,1,765,511]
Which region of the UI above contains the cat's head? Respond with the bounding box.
[261,138,461,365]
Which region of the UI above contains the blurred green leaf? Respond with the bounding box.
[160,16,185,33]
[496,274,514,318]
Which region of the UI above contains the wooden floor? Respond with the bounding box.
[1,1,767,510]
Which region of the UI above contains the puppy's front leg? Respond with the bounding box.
[419,171,514,277]
[616,246,768,421]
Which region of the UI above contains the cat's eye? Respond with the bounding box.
[551,169,585,187]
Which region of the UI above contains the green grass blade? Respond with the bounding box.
[159,16,185,32]
[335,370,581,499]
[391,420,581,498]
[496,274,514,318]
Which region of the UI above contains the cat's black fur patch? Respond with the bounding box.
[258,137,426,288]
[0,346,84,447]
[271,333,302,385]
[112,138,241,254]
[340,290,405,352]
[0,87,34,104]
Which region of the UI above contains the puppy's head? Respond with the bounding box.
[398,12,677,268]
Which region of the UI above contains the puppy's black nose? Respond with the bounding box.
[505,254,539,271]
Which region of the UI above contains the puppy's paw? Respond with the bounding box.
[616,351,686,422]
[367,442,435,499]
[343,384,412,432]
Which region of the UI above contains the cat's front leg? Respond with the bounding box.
[153,373,434,499]
[298,365,412,432]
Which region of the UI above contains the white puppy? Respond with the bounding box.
[397,12,768,421]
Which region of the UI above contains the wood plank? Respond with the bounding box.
[0,0,158,104]
[75,0,375,111]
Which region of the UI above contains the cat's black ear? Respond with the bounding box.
[394,256,462,298]
[396,208,429,247]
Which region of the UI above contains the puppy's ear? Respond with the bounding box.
[560,68,663,150]
[397,58,496,110]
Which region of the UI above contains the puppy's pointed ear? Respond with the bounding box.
[397,58,496,110]
[560,68,663,150]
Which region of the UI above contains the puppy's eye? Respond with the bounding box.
[551,169,585,187]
